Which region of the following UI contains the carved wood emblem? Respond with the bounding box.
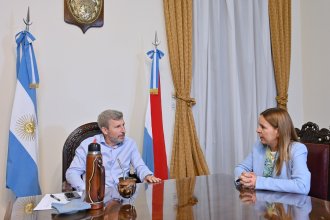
[64,0,104,33]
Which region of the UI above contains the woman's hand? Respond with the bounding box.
[239,172,256,189]
[239,189,256,204]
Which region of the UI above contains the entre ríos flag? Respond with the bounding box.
[142,48,168,180]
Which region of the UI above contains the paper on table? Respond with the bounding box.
[34,192,82,210]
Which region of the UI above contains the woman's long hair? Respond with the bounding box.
[260,108,298,176]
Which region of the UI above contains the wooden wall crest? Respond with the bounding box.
[64,0,104,33]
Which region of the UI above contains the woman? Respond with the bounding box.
[234,108,311,194]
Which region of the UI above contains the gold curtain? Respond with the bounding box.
[163,0,209,178]
[268,0,292,110]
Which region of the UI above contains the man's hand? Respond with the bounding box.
[144,175,161,183]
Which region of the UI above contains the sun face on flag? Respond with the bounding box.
[15,114,36,142]
[24,202,34,214]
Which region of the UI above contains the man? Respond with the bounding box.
[66,109,161,191]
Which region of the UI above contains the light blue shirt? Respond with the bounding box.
[234,141,311,195]
[66,134,153,191]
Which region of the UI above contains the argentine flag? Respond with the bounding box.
[6,31,41,197]
[142,48,168,180]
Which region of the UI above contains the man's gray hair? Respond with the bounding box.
[97,109,123,129]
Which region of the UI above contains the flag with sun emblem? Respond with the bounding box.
[6,30,41,197]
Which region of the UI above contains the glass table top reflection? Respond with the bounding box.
[6,173,330,220]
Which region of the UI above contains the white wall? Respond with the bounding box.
[301,0,330,129]
[0,1,174,218]
[288,0,304,127]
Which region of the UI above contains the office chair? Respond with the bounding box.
[62,122,101,192]
[296,122,330,200]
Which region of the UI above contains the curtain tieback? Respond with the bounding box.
[275,95,288,106]
[178,196,198,208]
[174,93,196,107]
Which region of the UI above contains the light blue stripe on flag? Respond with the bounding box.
[6,30,41,197]
[7,132,41,196]
[143,127,155,172]
[142,97,155,172]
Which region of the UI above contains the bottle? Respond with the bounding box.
[85,140,105,209]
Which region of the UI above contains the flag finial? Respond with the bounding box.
[23,7,32,32]
[152,31,160,49]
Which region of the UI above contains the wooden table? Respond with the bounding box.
[5,173,330,219]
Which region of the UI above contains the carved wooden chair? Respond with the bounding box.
[62,122,101,192]
[62,121,141,191]
[295,122,330,200]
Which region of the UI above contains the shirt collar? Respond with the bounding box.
[99,134,124,149]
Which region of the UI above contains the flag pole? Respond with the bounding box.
[23,7,32,32]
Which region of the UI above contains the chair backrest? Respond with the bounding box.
[62,122,102,184]
[295,122,330,200]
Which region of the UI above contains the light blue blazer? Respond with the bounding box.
[235,141,311,195]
